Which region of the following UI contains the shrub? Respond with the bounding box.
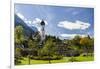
[68,57,78,62]
[15,56,22,65]
[31,55,63,60]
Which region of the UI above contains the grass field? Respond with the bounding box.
[17,56,94,65]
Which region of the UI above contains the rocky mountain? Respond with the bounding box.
[14,14,38,37]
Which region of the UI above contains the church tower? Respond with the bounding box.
[40,20,45,45]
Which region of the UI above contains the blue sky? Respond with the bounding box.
[15,4,94,39]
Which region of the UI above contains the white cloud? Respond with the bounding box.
[58,20,90,30]
[32,18,48,25]
[32,18,41,24]
[16,12,48,25]
[60,34,86,39]
[16,12,26,20]
[32,18,48,31]
[16,12,48,32]
[16,12,32,26]
[24,20,32,26]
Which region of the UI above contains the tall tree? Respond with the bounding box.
[15,25,24,45]
[14,25,24,64]
[80,36,93,56]
[41,37,56,63]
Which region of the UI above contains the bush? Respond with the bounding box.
[15,56,22,65]
[31,55,63,60]
[65,50,80,57]
[80,53,87,57]
[68,57,78,62]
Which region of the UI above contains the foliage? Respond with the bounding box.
[80,36,94,55]
[14,25,94,65]
[15,25,24,44]
[39,37,56,57]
